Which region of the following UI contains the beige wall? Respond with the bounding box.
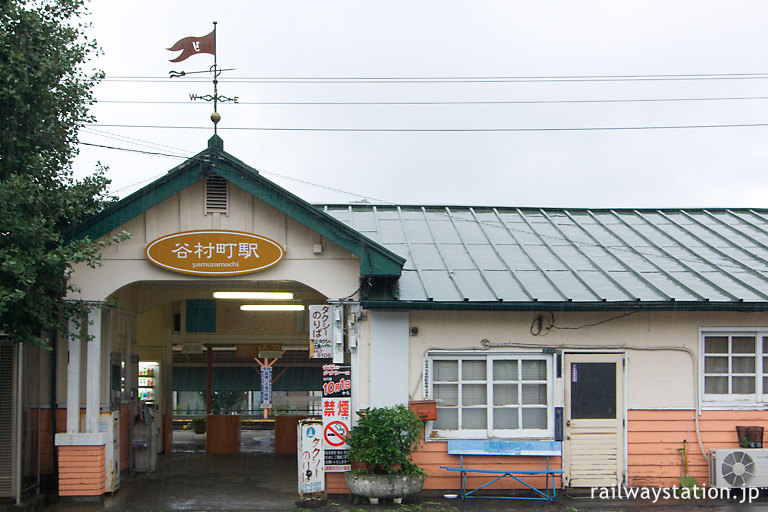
[400,309,768,410]
[68,180,360,305]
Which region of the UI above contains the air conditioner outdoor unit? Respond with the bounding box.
[710,449,768,488]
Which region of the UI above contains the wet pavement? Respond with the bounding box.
[42,431,768,511]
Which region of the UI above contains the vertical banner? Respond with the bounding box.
[298,419,325,497]
[260,366,272,408]
[322,364,351,472]
[309,305,332,359]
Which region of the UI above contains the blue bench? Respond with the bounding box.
[440,440,563,502]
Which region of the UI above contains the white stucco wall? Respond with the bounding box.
[67,180,361,304]
[399,309,768,410]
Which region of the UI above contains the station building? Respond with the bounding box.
[2,136,768,500]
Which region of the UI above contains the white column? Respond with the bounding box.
[66,317,81,433]
[85,307,102,434]
[369,311,410,407]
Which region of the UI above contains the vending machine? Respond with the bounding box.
[137,362,161,409]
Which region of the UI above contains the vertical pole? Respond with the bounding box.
[66,318,81,434]
[206,346,213,415]
[85,307,102,434]
[212,21,218,135]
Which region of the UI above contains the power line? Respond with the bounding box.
[93,95,768,106]
[91,122,768,132]
[78,141,188,159]
[100,71,768,84]
[81,126,193,155]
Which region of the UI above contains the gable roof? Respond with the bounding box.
[322,205,768,311]
[74,137,405,277]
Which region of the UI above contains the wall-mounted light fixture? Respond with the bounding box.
[214,292,294,300]
[240,304,305,312]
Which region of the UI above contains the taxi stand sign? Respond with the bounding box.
[309,304,345,363]
[298,419,325,498]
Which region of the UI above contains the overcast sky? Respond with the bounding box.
[74,1,768,208]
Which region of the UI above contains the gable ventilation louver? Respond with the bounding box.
[205,175,228,215]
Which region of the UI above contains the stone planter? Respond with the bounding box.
[345,473,426,504]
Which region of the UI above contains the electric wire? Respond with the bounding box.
[99,71,768,84]
[92,95,768,106]
[81,126,193,155]
[90,122,768,132]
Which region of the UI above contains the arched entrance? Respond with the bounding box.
[107,279,330,465]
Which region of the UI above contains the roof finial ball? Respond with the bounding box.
[211,111,221,125]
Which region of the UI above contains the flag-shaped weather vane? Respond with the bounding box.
[167,22,239,135]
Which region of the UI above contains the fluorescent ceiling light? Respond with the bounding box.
[214,292,294,300]
[240,304,305,312]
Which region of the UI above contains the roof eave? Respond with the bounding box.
[360,300,768,312]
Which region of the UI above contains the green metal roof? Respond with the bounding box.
[74,137,405,277]
[321,205,768,310]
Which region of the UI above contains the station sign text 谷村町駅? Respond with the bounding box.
[145,230,285,276]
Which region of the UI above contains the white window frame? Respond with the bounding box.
[700,328,768,407]
[424,351,555,440]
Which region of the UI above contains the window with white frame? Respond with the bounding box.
[426,352,554,439]
[702,331,768,404]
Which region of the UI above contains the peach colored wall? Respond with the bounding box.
[57,445,106,496]
[628,409,768,488]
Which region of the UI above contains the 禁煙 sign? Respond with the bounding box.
[145,230,284,276]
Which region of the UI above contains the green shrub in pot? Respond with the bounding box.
[346,405,425,476]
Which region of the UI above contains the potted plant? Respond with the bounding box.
[191,416,206,434]
[345,405,426,504]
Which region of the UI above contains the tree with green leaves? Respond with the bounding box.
[0,0,127,346]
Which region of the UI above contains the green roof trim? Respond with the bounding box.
[361,300,768,312]
[74,144,404,278]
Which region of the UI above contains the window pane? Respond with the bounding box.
[764,377,768,394]
[732,377,755,394]
[733,336,756,354]
[434,360,458,381]
[764,357,768,375]
[522,384,547,405]
[493,360,518,380]
[521,360,546,380]
[763,337,768,353]
[522,408,547,429]
[733,357,755,374]
[462,384,487,405]
[493,384,518,405]
[705,357,728,373]
[705,336,728,354]
[436,408,458,429]
[462,360,486,380]
[705,376,728,394]
[462,408,487,429]
[494,408,519,429]
[434,384,458,406]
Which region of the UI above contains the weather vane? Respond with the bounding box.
[167,22,239,135]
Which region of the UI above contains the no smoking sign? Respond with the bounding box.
[324,420,348,447]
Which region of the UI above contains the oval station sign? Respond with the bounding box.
[145,230,285,276]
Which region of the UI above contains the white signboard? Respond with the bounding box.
[260,366,272,408]
[322,364,352,472]
[298,420,325,497]
[309,305,333,359]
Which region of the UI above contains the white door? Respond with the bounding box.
[563,353,624,488]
